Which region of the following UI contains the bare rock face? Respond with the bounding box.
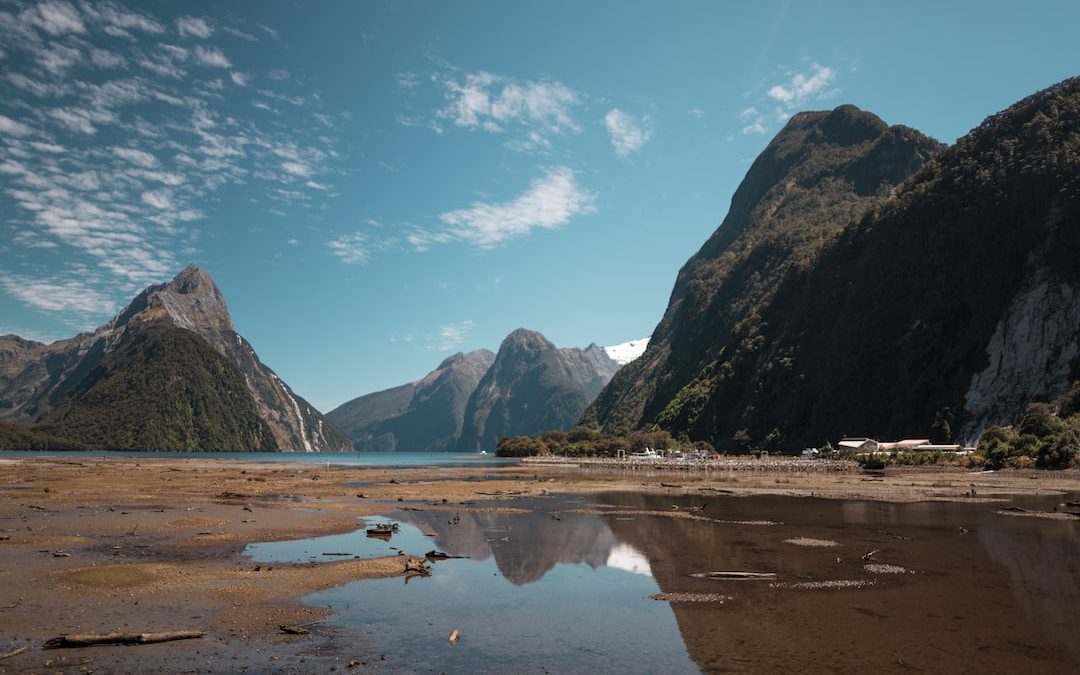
[0,265,348,452]
[962,272,1080,441]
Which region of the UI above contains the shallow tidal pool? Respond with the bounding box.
[246,490,1080,674]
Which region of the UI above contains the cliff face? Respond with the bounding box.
[457,329,622,452]
[0,265,349,452]
[961,273,1080,440]
[327,349,495,452]
[586,78,1080,449]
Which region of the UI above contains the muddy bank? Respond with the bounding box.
[0,456,1078,672]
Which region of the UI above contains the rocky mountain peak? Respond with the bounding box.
[150,264,234,340]
[167,264,217,294]
[501,328,554,354]
[815,104,888,145]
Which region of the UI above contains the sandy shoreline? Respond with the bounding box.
[1,455,1078,672]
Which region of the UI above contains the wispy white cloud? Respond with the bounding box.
[0,273,117,314]
[438,167,595,248]
[767,63,835,107]
[326,232,371,264]
[0,114,33,136]
[687,107,705,118]
[192,44,229,68]
[739,63,838,136]
[330,168,594,264]
[176,15,212,39]
[439,71,580,135]
[396,71,420,89]
[409,68,583,152]
[114,145,158,167]
[428,319,475,352]
[222,25,256,41]
[739,106,767,135]
[0,1,342,317]
[84,2,165,36]
[25,0,86,36]
[604,108,651,157]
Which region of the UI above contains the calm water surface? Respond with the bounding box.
[0,450,516,468]
[246,491,1080,674]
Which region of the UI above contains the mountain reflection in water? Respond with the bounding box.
[393,499,638,585]
[283,492,1078,674]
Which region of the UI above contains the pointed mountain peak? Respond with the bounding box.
[501,328,554,353]
[167,264,220,295]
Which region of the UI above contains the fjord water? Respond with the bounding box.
[248,491,1080,674]
[0,450,516,468]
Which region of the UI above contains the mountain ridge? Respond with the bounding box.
[330,328,627,452]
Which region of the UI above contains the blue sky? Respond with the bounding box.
[1,0,1078,411]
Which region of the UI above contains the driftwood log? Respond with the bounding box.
[690,571,776,580]
[0,646,27,660]
[44,631,204,649]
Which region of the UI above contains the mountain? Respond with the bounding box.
[327,349,495,452]
[585,78,1080,450]
[583,103,943,441]
[0,265,349,452]
[457,329,621,452]
[330,328,625,452]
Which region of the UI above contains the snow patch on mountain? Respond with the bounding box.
[604,338,650,365]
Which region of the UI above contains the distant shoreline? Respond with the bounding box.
[522,455,861,473]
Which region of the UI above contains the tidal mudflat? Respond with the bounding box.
[0,456,1077,673]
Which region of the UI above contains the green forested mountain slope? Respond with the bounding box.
[585,78,1080,452]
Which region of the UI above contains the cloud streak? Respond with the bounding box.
[0,273,117,314]
[429,319,475,352]
[438,167,595,248]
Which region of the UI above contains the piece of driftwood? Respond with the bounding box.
[43,631,204,649]
[425,550,468,560]
[862,549,881,561]
[0,646,27,660]
[280,625,310,635]
[690,571,776,580]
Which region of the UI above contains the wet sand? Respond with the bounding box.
[0,456,1077,673]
